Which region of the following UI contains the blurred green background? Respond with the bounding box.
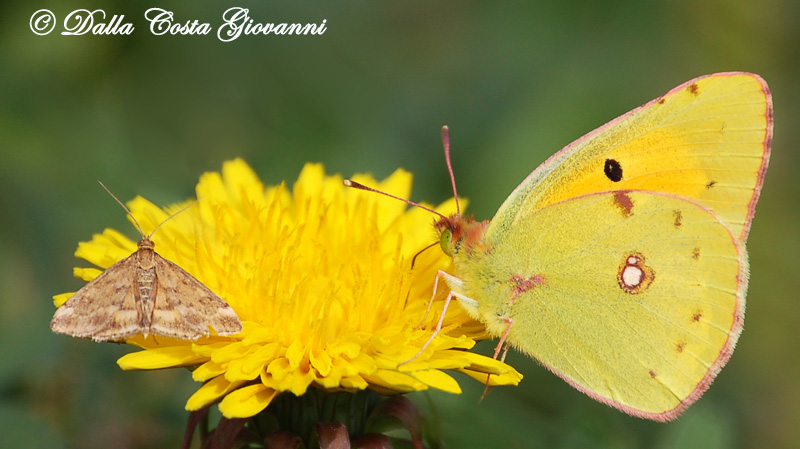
[2,0,798,448]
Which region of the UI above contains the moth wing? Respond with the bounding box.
[149,255,242,340]
[488,73,771,242]
[50,255,142,341]
[463,191,745,421]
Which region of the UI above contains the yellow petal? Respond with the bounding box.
[52,293,73,308]
[441,350,523,377]
[118,346,207,370]
[186,376,245,411]
[310,347,332,377]
[192,361,226,382]
[458,369,522,387]
[410,369,462,394]
[218,384,278,419]
[73,267,101,282]
[340,375,369,390]
[365,370,427,393]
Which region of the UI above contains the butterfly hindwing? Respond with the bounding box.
[455,190,745,420]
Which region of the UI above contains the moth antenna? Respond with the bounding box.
[343,179,447,220]
[98,181,146,237]
[98,181,203,239]
[441,126,461,217]
[149,196,204,238]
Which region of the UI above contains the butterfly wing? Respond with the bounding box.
[149,255,242,340]
[456,191,745,421]
[489,72,771,243]
[50,255,142,341]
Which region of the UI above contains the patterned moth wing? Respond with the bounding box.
[148,251,243,339]
[50,254,141,341]
[51,237,242,341]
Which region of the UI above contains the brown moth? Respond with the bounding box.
[50,183,242,342]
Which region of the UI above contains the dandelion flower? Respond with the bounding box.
[54,159,522,419]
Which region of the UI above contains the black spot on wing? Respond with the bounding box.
[604,159,623,182]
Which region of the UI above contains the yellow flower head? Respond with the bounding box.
[54,159,522,418]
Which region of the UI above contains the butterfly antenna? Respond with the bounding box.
[343,179,447,220]
[441,126,461,217]
[149,196,204,238]
[98,181,146,237]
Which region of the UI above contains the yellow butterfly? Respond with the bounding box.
[349,72,772,421]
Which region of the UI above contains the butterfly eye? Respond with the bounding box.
[439,228,453,257]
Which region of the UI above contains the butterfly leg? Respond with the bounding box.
[480,317,514,400]
[493,317,513,360]
[401,275,473,367]
[414,269,451,330]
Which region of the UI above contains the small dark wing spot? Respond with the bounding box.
[649,370,658,378]
[692,247,701,260]
[673,210,683,228]
[613,191,634,217]
[706,180,717,189]
[692,311,703,322]
[687,83,700,96]
[509,274,546,302]
[676,342,686,353]
[604,158,623,182]
[657,97,666,105]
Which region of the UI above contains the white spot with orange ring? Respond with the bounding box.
[617,252,654,294]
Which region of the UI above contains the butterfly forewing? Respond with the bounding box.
[490,73,771,243]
